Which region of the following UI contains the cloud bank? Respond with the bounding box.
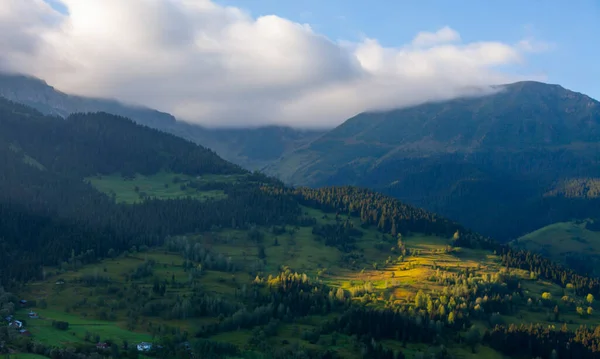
[0,0,548,128]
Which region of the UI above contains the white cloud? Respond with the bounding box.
[517,38,556,53]
[411,26,461,47]
[0,0,550,128]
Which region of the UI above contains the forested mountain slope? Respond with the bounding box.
[266,81,600,241]
[0,73,324,170]
[0,98,253,282]
[0,102,242,177]
[4,99,600,359]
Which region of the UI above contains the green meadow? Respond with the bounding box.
[513,220,600,275]
[86,172,244,203]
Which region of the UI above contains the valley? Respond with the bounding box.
[3,163,600,358]
[2,1,600,358]
[11,183,598,358]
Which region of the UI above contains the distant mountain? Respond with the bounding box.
[0,72,325,170]
[192,126,325,171]
[0,73,178,128]
[266,81,600,240]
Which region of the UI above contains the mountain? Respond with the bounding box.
[0,73,179,128]
[0,72,325,170]
[5,99,600,359]
[266,81,600,241]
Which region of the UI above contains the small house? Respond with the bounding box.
[9,320,23,329]
[28,311,39,319]
[96,342,110,350]
[19,329,31,336]
[137,342,153,352]
[4,315,13,322]
[19,299,27,306]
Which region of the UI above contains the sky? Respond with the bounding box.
[0,0,597,128]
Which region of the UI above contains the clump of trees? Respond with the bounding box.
[0,286,17,318]
[52,320,69,331]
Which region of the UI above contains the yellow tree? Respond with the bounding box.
[448,312,455,325]
[587,293,594,305]
[335,287,345,301]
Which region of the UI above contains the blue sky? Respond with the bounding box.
[43,0,599,100]
[215,0,600,100]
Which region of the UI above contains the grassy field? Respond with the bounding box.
[25,311,152,347]
[512,220,600,274]
[86,172,245,203]
[6,354,50,359]
[22,251,202,336]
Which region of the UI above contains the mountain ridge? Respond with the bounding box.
[0,72,326,171]
[265,81,600,240]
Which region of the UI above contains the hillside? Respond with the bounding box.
[4,99,600,358]
[266,81,600,241]
[0,98,248,282]
[512,220,600,276]
[0,72,324,170]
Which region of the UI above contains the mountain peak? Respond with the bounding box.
[502,80,561,89]
[499,80,598,104]
[502,80,570,95]
[321,81,600,151]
